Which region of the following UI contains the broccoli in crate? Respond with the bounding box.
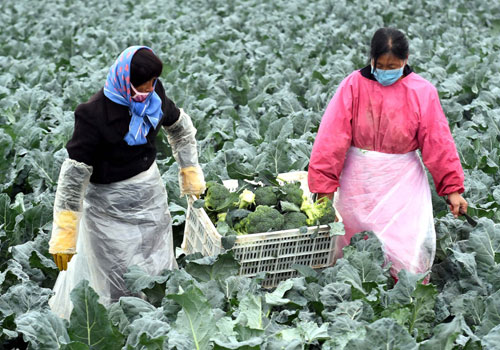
[238,205,285,234]
[301,196,337,226]
[203,181,232,211]
[283,212,308,230]
[277,182,304,208]
[196,178,338,236]
[202,181,239,223]
[254,186,278,206]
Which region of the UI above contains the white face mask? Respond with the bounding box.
[131,83,150,102]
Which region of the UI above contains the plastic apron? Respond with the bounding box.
[49,162,177,319]
[334,147,436,277]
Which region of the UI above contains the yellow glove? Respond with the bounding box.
[49,210,79,271]
[52,253,74,271]
[179,166,206,197]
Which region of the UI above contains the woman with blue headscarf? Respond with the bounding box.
[47,46,205,318]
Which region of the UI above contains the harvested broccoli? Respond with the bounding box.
[278,182,303,208]
[254,186,278,206]
[205,180,219,189]
[319,199,336,225]
[233,221,246,235]
[301,196,336,225]
[283,212,308,230]
[226,209,252,235]
[236,189,256,209]
[204,182,238,213]
[216,219,238,236]
[217,212,227,222]
[239,205,284,234]
[216,210,249,236]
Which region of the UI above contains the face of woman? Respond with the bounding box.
[371,53,407,70]
[131,77,157,96]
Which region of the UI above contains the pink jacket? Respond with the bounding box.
[308,68,465,196]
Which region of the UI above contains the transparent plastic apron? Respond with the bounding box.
[49,162,177,319]
[335,147,436,277]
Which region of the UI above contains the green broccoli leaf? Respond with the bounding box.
[280,201,301,213]
[328,222,345,237]
[221,235,237,250]
[193,199,205,209]
[185,252,240,283]
[226,209,252,228]
[167,284,218,350]
[68,280,124,349]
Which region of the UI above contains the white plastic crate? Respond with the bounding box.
[182,171,340,288]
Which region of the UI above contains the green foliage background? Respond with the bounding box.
[0,0,499,348]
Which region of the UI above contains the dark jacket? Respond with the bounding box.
[66,80,180,184]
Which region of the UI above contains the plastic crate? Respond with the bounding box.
[182,171,340,288]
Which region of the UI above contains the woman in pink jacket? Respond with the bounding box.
[308,27,467,279]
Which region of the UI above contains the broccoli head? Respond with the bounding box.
[225,209,252,235]
[318,199,336,225]
[301,196,337,225]
[217,212,227,222]
[283,212,308,230]
[254,186,278,206]
[278,182,304,208]
[236,189,256,209]
[204,182,232,211]
[240,205,284,234]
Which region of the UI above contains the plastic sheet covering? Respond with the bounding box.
[49,159,93,254]
[164,108,205,196]
[334,147,435,277]
[164,108,199,168]
[49,162,177,319]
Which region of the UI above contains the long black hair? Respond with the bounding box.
[130,48,163,87]
[370,28,409,68]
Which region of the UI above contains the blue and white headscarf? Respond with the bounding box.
[103,46,163,146]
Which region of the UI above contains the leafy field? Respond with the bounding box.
[1,0,500,349]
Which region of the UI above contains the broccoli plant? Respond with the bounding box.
[236,189,256,209]
[239,205,285,234]
[204,182,230,210]
[318,199,336,225]
[203,181,337,235]
[254,186,278,206]
[301,196,337,226]
[283,212,308,230]
[225,209,252,235]
[204,182,238,213]
[277,182,303,208]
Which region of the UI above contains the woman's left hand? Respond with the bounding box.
[447,192,468,218]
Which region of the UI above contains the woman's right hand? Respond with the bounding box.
[317,192,335,201]
[447,192,468,218]
[317,192,338,221]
